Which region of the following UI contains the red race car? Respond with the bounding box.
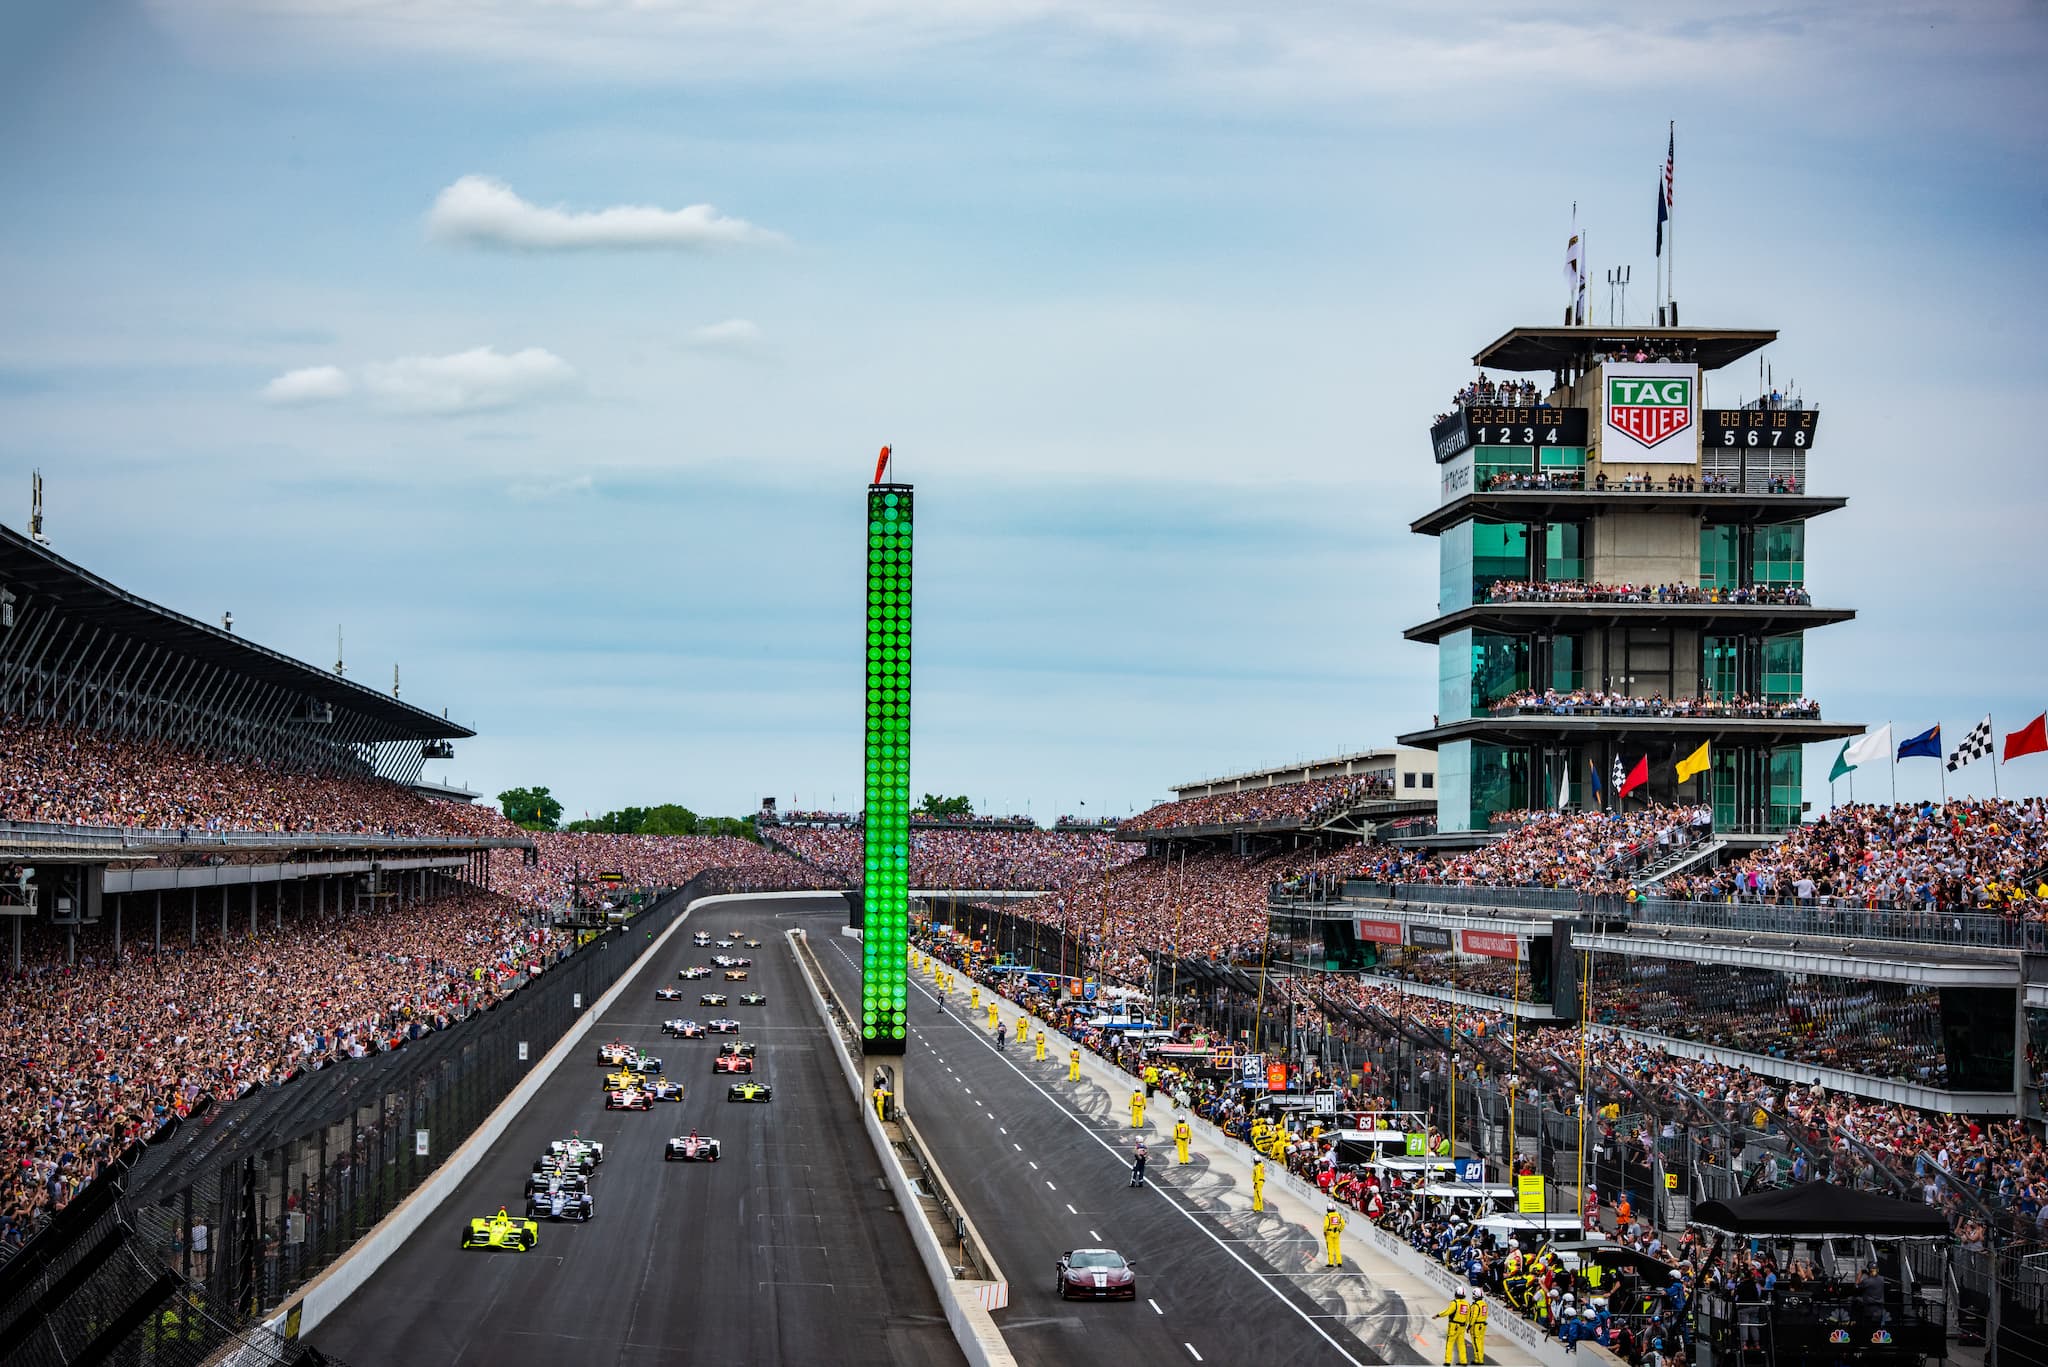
[713,1053,754,1075]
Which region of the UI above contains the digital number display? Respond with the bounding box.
[1465,406,1588,449]
[1703,409,1819,449]
[862,484,912,1053]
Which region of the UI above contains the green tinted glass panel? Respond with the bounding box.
[1755,522,1806,588]
[862,485,912,1053]
[1700,525,1739,591]
[1471,521,1529,599]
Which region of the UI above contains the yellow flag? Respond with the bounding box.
[1676,740,1711,783]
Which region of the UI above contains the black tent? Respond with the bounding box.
[1690,1182,1950,1240]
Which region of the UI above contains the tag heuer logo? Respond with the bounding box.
[1608,376,1694,448]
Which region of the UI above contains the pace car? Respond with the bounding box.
[717,1041,757,1057]
[606,1086,653,1111]
[723,969,749,981]
[663,1019,705,1038]
[646,1077,685,1101]
[665,1130,722,1162]
[597,1041,632,1066]
[699,993,728,1007]
[656,986,686,1000]
[713,1052,754,1074]
[548,1135,604,1168]
[739,993,767,1006]
[726,1081,773,1103]
[1055,1248,1138,1300]
[528,1183,594,1222]
[604,1068,647,1091]
[460,1208,539,1251]
[708,1018,741,1033]
[680,966,712,980]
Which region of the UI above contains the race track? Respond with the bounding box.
[309,894,962,1367]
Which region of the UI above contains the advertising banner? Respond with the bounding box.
[1408,924,1453,951]
[1460,929,1521,960]
[1355,918,1404,945]
[1602,362,1699,464]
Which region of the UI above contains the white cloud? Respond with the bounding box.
[360,346,578,414]
[507,473,595,501]
[425,175,783,251]
[261,364,352,404]
[686,318,765,351]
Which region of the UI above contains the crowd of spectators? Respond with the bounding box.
[1482,580,1812,607]
[0,882,561,1254]
[1121,775,1392,835]
[1450,375,1545,411]
[1483,469,1583,491]
[0,718,519,840]
[1486,689,1820,721]
[760,809,857,828]
[769,827,1133,892]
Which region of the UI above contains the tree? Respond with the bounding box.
[915,794,974,819]
[638,804,699,836]
[497,786,564,831]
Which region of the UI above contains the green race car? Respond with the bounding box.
[461,1208,540,1251]
[726,1081,774,1103]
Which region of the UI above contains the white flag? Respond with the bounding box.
[1555,764,1570,810]
[1564,205,1585,323]
[1842,724,1893,770]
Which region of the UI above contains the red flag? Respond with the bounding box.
[872,444,892,485]
[1617,755,1649,799]
[2005,713,2048,762]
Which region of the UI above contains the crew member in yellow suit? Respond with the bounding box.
[1251,1157,1266,1211]
[1433,1291,1473,1365]
[1069,1047,1081,1082]
[1035,1030,1047,1061]
[1173,1114,1192,1164]
[1466,1286,1488,1360]
[1143,1062,1160,1098]
[1322,1204,1347,1268]
[1130,1089,1146,1129]
[987,1002,999,1031]
[971,984,980,1010]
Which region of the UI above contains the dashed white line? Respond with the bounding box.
[1065,1202,1077,1215]
[1090,1230,1100,1241]
[1150,1299,1163,1315]
[1045,1180,1056,1191]
[1012,1143,1021,1151]
[998,1126,1007,1135]
[1184,1344,1203,1362]
[1028,1161,1039,1171]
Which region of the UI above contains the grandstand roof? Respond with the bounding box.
[0,524,472,741]
[1472,326,1776,373]
[1170,747,1430,799]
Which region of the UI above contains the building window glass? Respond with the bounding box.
[1769,745,1803,830]
[1538,445,1587,469]
[1471,631,1529,713]
[1438,740,1475,834]
[1471,521,1529,600]
[1755,521,1806,587]
[1439,520,1473,613]
[1440,628,1474,723]
[1549,634,1581,693]
[1474,447,1534,490]
[1701,634,1741,700]
[1700,524,1739,590]
[1544,522,1584,582]
[1762,635,1804,701]
[1422,773,1433,788]
[1469,742,1530,827]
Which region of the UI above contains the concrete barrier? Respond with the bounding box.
[267,890,791,1340]
[788,929,1017,1367]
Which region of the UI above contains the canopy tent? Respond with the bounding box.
[1689,1183,1950,1241]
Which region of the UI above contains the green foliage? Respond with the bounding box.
[560,803,760,844]
[915,794,974,818]
[497,786,563,831]
[638,804,698,835]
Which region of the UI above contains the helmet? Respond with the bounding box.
[1470,1287,1482,1299]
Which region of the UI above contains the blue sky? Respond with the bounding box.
[2,0,2045,821]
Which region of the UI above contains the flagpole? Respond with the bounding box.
[1991,716,2002,800]
[1666,121,1675,324]
[1888,719,1898,804]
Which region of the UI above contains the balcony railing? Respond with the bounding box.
[1483,693,1821,721]
[0,819,534,853]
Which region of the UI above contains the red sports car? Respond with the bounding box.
[713,1053,754,1075]
[1055,1248,1138,1301]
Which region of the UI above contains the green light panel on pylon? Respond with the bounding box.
[861,484,912,1053]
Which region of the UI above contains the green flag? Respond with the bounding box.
[1828,739,1856,783]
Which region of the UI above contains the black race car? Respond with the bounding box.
[528,1184,594,1222]
[693,931,712,946]
[525,1164,588,1197]
[1055,1248,1138,1300]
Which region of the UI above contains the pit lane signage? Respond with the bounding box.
[1603,362,1698,463]
[1407,924,1452,951]
[1355,918,1403,946]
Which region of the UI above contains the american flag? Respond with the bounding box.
[1663,123,1675,210]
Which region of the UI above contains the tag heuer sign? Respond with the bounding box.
[1602,362,1699,462]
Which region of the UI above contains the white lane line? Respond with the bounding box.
[963,1088,972,1094]
[1090,1230,1100,1241]
[1185,1344,1203,1361]
[1066,1203,1077,1215]
[999,1127,1007,1135]
[1028,1161,1039,1170]
[1013,1143,1022,1152]
[901,973,1373,1367]
[1150,1299,1163,1315]
[1045,1180,1056,1191]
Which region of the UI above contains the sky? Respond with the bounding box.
[2,0,2045,823]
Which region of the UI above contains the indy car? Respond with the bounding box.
[460,1208,538,1251]
[739,993,767,1006]
[525,1162,588,1196]
[707,1018,741,1033]
[625,1051,663,1074]
[723,969,749,981]
[656,986,686,1000]
[711,955,737,967]
[646,1077,685,1101]
[548,1135,604,1168]
[528,1184,594,1222]
[743,938,761,948]
[693,931,712,946]
[663,1019,705,1038]
[717,1041,757,1057]
[597,1041,632,1066]
[726,1081,773,1103]
[665,1131,722,1162]
[713,1052,754,1075]
[604,1068,647,1091]
[606,1086,654,1111]
[680,966,712,980]
[716,939,736,948]
[699,992,728,1007]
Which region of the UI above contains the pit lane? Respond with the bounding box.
[308,894,962,1367]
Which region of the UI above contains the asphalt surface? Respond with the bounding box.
[310,895,962,1367]
[815,939,1412,1367]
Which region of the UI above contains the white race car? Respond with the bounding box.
[663,1019,705,1038]
[665,1131,722,1162]
[548,1136,604,1168]
[707,1017,741,1033]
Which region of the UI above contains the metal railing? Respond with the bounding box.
[0,818,534,853]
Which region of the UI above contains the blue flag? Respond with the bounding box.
[1897,724,1942,761]
[1588,759,1602,798]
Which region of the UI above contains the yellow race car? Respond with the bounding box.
[461,1208,539,1251]
[604,1068,647,1091]
[723,969,749,981]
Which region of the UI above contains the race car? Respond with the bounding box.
[726,1081,773,1103]
[707,1018,741,1033]
[743,938,761,948]
[525,1163,588,1196]
[717,1041,757,1057]
[625,1051,663,1074]
[528,1183,594,1222]
[597,1041,632,1066]
[727,956,753,968]
[548,1136,604,1168]
[646,1077,685,1101]
[692,931,712,945]
[716,939,736,948]
[713,1052,754,1075]
[723,969,749,981]
[461,1208,539,1251]
[680,966,711,980]
[663,1019,705,1038]
[699,993,728,1007]
[606,1086,654,1111]
[711,955,737,968]
[665,1130,722,1162]
[739,993,767,1006]
[605,1068,647,1091]
[656,986,686,1000]
[1055,1248,1138,1301]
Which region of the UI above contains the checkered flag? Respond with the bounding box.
[1948,715,1994,772]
